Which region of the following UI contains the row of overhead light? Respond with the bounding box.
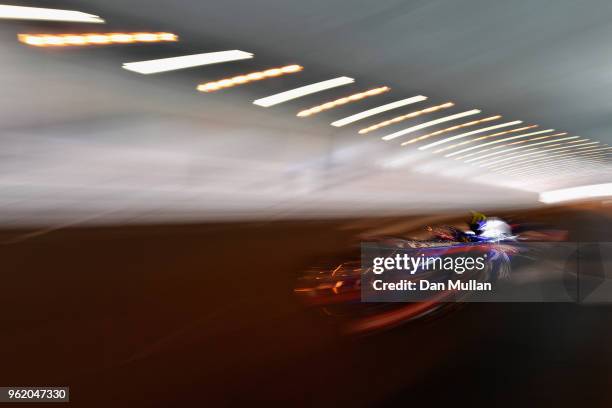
[18,32,178,46]
[4,4,611,188]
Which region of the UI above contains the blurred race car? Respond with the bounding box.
[295,214,566,335]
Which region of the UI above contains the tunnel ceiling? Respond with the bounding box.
[1,0,612,223]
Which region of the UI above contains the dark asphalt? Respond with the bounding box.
[1,205,612,407]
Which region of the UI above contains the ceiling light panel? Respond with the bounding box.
[253,76,354,107]
[297,86,390,117]
[197,65,303,92]
[122,50,253,74]
[539,183,612,204]
[0,5,104,23]
[18,32,177,47]
[331,96,427,127]
[382,109,481,141]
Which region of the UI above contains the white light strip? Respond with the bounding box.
[482,143,592,167]
[331,95,427,127]
[401,116,502,145]
[122,50,253,74]
[510,170,599,182]
[253,76,354,107]
[462,132,566,162]
[382,109,481,141]
[563,148,610,156]
[506,162,602,177]
[513,166,604,178]
[528,142,603,156]
[503,152,611,173]
[488,143,604,169]
[445,129,555,158]
[298,86,390,117]
[480,137,581,168]
[482,145,561,167]
[521,144,604,161]
[540,183,612,203]
[468,136,580,165]
[511,170,604,185]
[574,142,602,149]
[491,149,606,171]
[0,5,104,23]
[433,125,537,154]
[418,121,522,150]
[487,145,599,172]
[492,148,612,172]
[505,157,610,177]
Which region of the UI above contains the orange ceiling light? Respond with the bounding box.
[297,86,390,118]
[18,32,178,46]
[358,102,454,134]
[432,125,538,153]
[197,65,303,93]
[400,115,501,145]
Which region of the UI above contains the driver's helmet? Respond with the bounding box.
[469,211,487,235]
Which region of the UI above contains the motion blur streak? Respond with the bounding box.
[400,115,501,145]
[418,120,522,150]
[346,293,449,334]
[505,160,608,178]
[331,95,427,127]
[197,65,303,92]
[539,183,612,203]
[382,109,481,141]
[451,129,558,159]
[492,149,612,172]
[433,125,538,154]
[122,50,254,74]
[505,151,612,172]
[489,151,602,174]
[484,143,592,170]
[297,86,390,117]
[358,102,453,134]
[504,155,611,173]
[0,4,104,23]
[254,76,354,107]
[18,32,178,47]
[0,32,544,225]
[487,142,607,169]
[574,142,602,149]
[471,136,580,166]
[461,132,568,162]
[4,1,612,406]
[508,167,597,180]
